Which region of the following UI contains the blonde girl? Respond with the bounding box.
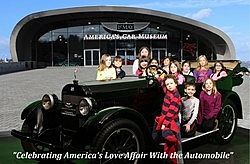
[133,46,151,75]
[197,78,221,132]
[96,54,116,81]
[193,55,212,83]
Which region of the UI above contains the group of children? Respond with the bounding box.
[96,47,226,164]
[130,46,226,163]
[153,74,222,163]
[152,57,224,163]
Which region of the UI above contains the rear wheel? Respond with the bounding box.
[91,119,145,164]
[215,100,237,144]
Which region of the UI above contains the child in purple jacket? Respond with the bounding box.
[193,55,212,83]
[197,78,221,132]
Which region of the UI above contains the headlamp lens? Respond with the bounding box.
[79,98,92,116]
[42,94,54,110]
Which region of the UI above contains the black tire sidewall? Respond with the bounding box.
[91,119,145,162]
[216,99,237,144]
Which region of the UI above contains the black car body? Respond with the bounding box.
[11,60,248,163]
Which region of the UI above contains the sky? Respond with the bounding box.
[0,0,249,61]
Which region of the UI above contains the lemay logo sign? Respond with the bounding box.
[117,23,135,31]
[101,22,149,33]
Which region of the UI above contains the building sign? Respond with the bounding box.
[117,23,134,31]
[101,22,150,33]
[83,34,168,40]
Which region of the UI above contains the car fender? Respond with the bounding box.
[221,90,243,119]
[21,100,42,120]
[88,106,149,128]
[72,106,152,149]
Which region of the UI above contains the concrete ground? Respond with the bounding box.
[0,66,249,132]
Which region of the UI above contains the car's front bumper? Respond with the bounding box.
[11,129,60,149]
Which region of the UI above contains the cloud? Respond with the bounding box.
[233,36,250,61]
[185,8,212,20]
[130,0,250,9]
[217,26,250,61]
[0,36,10,59]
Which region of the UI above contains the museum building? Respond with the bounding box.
[10,6,235,67]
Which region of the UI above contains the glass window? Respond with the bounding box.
[68,26,83,33]
[167,29,181,61]
[152,49,167,62]
[68,33,83,66]
[36,31,52,66]
[182,32,197,61]
[83,25,100,34]
[52,31,68,66]
[53,28,67,33]
[93,50,100,65]
[141,26,151,34]
[99,25,109,34]
[152,50,158,59]
[126,50,135,65]
[152,40,166,48]
[39,32,51,42]
[159,50,166,60]
[198,39,214,60]
[116,40,135,49]
[85,50,91,66]
[84,40,99,49]
[100,40,115,56]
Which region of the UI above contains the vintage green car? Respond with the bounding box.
[11,60,248,163]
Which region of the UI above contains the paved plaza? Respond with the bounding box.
[0,67,249,132]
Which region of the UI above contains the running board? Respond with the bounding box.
[159,128,219,145]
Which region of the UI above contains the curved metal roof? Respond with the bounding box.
[10,6,235,61]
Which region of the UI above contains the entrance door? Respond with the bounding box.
[116,49,135,65]
[152,49,167,62]
[84,49,100,66]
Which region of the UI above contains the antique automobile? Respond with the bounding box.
[11,60,248,163]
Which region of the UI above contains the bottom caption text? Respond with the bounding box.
[13,151,234,161]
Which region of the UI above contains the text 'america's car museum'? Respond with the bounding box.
[10,6,235,67]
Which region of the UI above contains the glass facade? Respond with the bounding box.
[35,22,215,66]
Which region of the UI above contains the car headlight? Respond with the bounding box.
[42,94,55,110]
[79,97,93,116]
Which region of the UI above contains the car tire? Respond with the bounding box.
[215,99,237,144]
[91,119,145,164]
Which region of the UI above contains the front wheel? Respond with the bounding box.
[215,100,237,144]
[91,119,145,164]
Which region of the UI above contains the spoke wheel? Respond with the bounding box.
[91,119,145,164]
[216,100,237,144]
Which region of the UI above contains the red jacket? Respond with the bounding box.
[156,78,181,133]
